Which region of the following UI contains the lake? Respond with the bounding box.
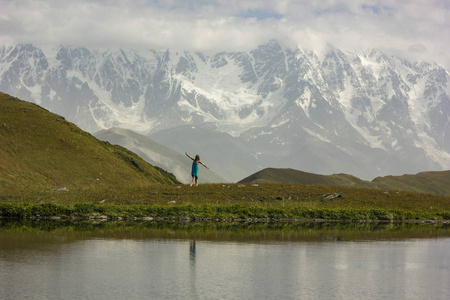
[0,220,449,300]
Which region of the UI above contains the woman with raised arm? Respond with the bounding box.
[185,152,209,186]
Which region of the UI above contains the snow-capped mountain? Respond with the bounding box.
[1,42,449,181]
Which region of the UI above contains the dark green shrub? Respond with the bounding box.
[73,203,95,215]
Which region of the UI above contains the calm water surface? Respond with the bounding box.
[0,221,449,300]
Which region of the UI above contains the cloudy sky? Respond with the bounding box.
[1,0,449,68]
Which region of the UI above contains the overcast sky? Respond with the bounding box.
[1,0,449,68]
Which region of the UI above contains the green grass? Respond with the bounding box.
[1,183,449,221]
[0,92,179,189]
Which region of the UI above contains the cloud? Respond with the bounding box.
[1,0,449,68]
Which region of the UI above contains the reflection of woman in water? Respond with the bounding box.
[185,153,209,186]
[189,240,196,261]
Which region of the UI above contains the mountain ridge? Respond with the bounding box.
[1,42,449,181]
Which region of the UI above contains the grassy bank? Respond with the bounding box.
[1,183,449,221]
[1,202,449,222]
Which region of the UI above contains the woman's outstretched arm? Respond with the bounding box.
[199,161,209,169]
[185,152,194,160]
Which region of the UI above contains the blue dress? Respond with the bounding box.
[191,161,199,178]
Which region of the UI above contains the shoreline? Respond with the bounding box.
[1,212,449,224]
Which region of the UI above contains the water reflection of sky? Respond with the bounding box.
[0,225,449,299]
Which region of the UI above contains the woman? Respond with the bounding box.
[185,152,209,186]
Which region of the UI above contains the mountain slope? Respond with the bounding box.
[239,168,373,188]
[239,167,450,195]
[0,42,449,180]
[372,171,450,196]
[0,92,179,190]
[94,127,226,183]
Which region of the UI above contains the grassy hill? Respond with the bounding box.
[95,128,227,184]
[0,92,179,190]
[239,168,450,195]
[373,171,450,196]
[239,168,373,187]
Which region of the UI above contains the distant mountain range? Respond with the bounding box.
[0,92,178,190]
[1,42,449,181]
[239,168,450,196]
